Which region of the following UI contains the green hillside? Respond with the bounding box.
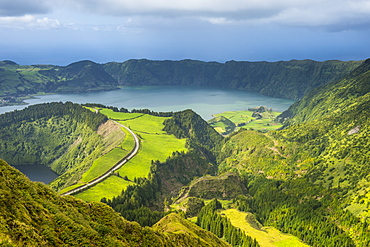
[0,102,123,191]
[0,60,118,99]
[214,59,370,246]
[0,159,232,247]
[275,59,370,219]
[153,213,230,247]
[208,107,283,135]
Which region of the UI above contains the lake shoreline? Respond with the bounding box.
[0,86,295,120]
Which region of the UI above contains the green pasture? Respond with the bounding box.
[120,127,136,151]
[222,209,309,247]
[74,109,187,201]
[75,176,135,201]
[99,108,143,120]
[245,119,283,131]
[59,183,86,194]
[212,110,254,125]
[209,109,283,134]
[81,147,127,182]
[116,114,187,179]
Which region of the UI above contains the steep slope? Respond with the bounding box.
[153,213,230,247]
[0,102,118,191]
[0,60,118,96]
[39,60,119,93]
[279,58,370,123]
[214,59,370,246]
[104,59,361,99]
[275,58,370,218]
[0,159,230,246]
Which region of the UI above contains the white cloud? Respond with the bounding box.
[0,15,68,29]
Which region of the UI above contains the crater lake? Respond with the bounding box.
[0,86,295,120]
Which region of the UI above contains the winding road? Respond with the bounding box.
[61,121,140,196]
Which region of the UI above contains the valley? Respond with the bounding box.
[0,58,370,246]
[71,108,187,201]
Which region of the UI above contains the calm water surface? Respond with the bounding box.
[13,165,59,184]
[0,86,295,120]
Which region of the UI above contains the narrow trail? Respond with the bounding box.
[61,121,140,196]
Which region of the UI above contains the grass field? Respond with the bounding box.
[80,147,128,182]
[116,113,187,179]
[222,209,309,247]
[213,110,254,125]
[209,109,283,134]
[74,109,187,201]
[74,175,135,201]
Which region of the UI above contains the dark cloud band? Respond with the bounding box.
[0,0,50,16]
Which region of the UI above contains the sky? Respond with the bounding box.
[1,0,370,65]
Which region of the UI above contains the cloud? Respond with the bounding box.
[65,0,370,31]
[2,0,370,32]
[0,0,52,16]
[0,15,66,29]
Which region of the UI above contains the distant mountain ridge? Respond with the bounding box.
[0,58,363,100]
[104,59,362,99]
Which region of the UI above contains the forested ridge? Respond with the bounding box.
[104,59,361,99]
[0,102,114,191]
[0,58,362,101]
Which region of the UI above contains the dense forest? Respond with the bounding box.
[0,59,362,101]
[0,58,370,246]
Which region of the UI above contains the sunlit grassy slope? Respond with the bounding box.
[209,109,282,135]
[74,109,187,201]
[222,209,309,247]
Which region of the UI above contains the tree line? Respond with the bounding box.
[197,199,259,247]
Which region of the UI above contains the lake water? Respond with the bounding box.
[0,86,295,120]
[13,165,59,184]
[3,86,295,183]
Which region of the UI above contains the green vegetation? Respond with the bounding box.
[81,147,127,182]
[173,173,247,202]
[214,59,370,246]
[104,59,362,100]
[74,176,135,202]
[222,209,309,247]
[0,102,110,191]
[153,213,231,247]
[197,199,259,247]
[104,110,223,226]
[275,59,370,220]
[208,107,283,135]
[2,58,370,246]
[72,108,187,202]
[0,60,118,98]
[0,159,234,247]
